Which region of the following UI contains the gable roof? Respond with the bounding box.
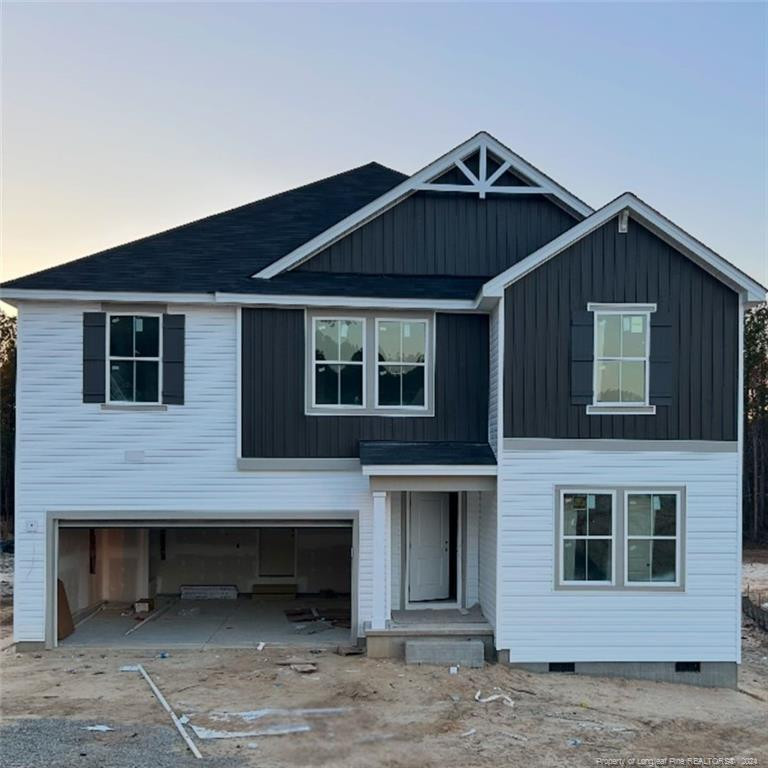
[254,131,594,279]
[2,163,407,294]
[481,192,767,304]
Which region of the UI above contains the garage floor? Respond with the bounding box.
[61,596,351,649]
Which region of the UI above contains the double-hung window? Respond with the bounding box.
[560,491,614,584]
[626,491,680,585]
[108,315,161,403]
[376,319,428,409]
[557,486,684,589]
[306,312,432,416]
[312,318,365,407]
[588,304,654,409]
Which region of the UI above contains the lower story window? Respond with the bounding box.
[626,492,679,584]
[561,492,614,584]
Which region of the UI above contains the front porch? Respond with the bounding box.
[366,604,495,660]
[360,441,498,660]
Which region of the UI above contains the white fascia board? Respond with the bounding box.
[253,131,594,279]
[482,192,767,303]
[0,288,479,312]
[213,293,478,311]
[0,289,216,306]
[361,464,497,477]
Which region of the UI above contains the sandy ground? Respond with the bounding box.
[0,551,766,767]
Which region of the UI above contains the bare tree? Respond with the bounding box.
[0,312,16,539]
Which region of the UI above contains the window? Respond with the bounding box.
[556,486,684,590]
[593,309,650,406]
[560,491,614,584]
[626,492,679,585]
[312,318,365,407]
[305,312,434,416]
[108,315,160,403]
[376,319,428,408]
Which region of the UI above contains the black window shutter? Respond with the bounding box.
[83,312,106,403]
[570,310,594,405]
[649,311,674,407]
[162,314,185,405]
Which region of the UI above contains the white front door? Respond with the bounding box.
[409,492,450,602]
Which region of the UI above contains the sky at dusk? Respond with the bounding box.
[2,2,766,289]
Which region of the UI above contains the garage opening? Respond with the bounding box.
[55,522,353,648]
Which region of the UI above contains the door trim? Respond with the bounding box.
[404,491,463,610]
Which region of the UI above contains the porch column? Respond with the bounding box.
[371,490,391,630]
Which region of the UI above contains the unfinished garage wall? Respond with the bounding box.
[296,528,351,594]
[151,527,351,595]
[58,529,102,619]
[99,528,149,603]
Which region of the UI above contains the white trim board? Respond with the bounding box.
[362,464,497,477]
[1,289,479,312]
[482,192,766,304]
[253,131,593,278]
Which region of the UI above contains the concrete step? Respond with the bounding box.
[405,638,485,668]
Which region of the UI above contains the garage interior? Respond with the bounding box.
[56,523,353,648]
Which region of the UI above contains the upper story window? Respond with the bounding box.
[312,318,365,407]
[108,314,161,403]
[584,303,656,414]
[305,311,434,417]
[376,319,428,408]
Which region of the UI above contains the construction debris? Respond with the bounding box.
[336,645,364,656]
[180,585,237,600]
[290,663,317,674]
[190,724,311,740]
[475,689,515,708]
[121,664,202,759]
[83,725,113,732]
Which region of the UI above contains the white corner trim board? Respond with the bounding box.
[253,131,594,279]
[482,193,767,304]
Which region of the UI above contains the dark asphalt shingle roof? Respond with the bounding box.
[3,163,408,294]
[358,441,497,466]
[250,273,485,299]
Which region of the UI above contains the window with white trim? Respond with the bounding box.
[312,318,365,407]
[560,491,614,584]
[376,319,428,408]
[593,309,650,406]
[108,315,161,403]
[626,491,680,585]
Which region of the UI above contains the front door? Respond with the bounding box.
[409,492,450,602]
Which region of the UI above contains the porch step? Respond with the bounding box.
[405,639,485,668]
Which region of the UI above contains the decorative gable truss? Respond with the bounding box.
[418,141,550,199]
[254,131,594,278]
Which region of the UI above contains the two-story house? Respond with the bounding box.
[3,132,765,686]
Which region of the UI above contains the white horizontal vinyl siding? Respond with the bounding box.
[476,490,497,629]
[497,448,740,662]
[13,302,374,642]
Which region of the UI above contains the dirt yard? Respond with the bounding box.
[0,552,766,767]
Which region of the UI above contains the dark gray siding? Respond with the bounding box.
[298,192,578,277]
[242,309,489,457]
[503,215,739,440]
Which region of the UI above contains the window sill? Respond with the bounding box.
[306,407,434,418]
[101,404,168,412]
[586,405,656,416]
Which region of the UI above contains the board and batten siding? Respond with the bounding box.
[241,308,489,458]
[503,216,739,440]
[13,302,376,642]
[497,447,740,662]
[298,192,578,277]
